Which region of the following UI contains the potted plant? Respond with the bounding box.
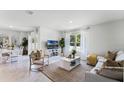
[72,49,76,58]
[22,37,28,55]
[11,43,14,50]
[59,38,65,56]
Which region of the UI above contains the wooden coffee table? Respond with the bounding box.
[58,56,80,71]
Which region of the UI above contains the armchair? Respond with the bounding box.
[29,50,49,71]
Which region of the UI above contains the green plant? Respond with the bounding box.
[59,38,65,53]
[72,49,76,58]
[22,37,28,47]
[72,49,76,55]
[22,37,28,55]
[11,43,14,50]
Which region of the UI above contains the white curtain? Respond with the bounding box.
[64,32,70,57]
[80,31,88,60]
[28,33,32,55]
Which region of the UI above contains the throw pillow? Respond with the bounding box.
[97,56,107,62]
[115,51,124,61]
[106,51,117,61]
[36,50,41,60]
[30,51,37,61]
[104,59,120,67]
[117,51,124,55]
[105,59,124,67]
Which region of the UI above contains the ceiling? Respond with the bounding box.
[0,10,124,31]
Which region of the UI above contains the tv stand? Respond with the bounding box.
[46,49,59,57]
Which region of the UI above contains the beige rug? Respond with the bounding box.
[42,61,93,82]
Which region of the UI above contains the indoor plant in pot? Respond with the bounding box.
[72,49,76,58]
[59,38,65,56]
[22,37,28,55]
[11,43,14,50]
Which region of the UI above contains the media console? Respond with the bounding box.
[46,49,60,57]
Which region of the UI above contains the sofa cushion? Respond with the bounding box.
[97,67,123,81]
[96,60,124,81]
[103,59,124,70]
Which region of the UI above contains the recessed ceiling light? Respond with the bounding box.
[69,20,73,23]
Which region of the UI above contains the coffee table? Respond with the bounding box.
[58,56,80,71]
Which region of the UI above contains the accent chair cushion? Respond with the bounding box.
[30,50,41,61]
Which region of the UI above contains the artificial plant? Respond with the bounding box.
[59,38,65,54]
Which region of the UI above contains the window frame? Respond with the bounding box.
[69,33,81,51]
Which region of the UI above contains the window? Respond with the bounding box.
[70,33,81,50]
[70,35,75,46]
[76,34,80,46]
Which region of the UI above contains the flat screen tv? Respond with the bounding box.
[47,40,59,49]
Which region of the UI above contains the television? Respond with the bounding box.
[47,40,59,49]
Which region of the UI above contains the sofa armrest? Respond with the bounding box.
[85,71,119,82]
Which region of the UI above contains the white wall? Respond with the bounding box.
[86,19,124,55]
[39,27,60,50]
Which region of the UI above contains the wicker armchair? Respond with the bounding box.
[29,50,49,71]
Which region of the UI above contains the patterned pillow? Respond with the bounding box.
[106,51,117,61]
[104,59,123,67]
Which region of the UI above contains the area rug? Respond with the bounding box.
[42,61,93,82]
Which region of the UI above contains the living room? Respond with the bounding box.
[0,10,123,82]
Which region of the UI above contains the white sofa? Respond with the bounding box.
[85,51,124,82]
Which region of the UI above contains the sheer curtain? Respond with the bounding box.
[80,31,88,60]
